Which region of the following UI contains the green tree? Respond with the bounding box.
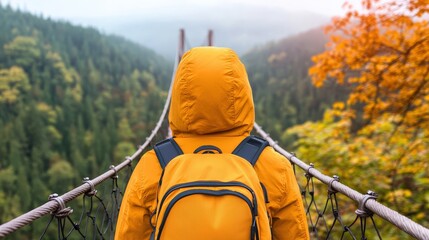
[47,160,74,193]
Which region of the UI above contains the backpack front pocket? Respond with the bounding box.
[155,182,258,240]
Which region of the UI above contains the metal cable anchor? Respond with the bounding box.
[305,163,315,179]
[355,190,378,217]
[83,177,97,196]
[109,165,119,179]
[328,175,340,194]
[48,193,73,218]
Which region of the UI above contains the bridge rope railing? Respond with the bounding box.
[254,123,429,240]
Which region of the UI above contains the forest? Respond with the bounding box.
[0,4,171,237]
[0,0,428,239]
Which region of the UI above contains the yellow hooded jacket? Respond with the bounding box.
[115,47,309,240]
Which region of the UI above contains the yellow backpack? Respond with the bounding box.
[150,136,271,240]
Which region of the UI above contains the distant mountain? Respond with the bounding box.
[80,4,330,59]
[243,27,350,140]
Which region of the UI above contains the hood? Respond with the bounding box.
[169,47,255,137]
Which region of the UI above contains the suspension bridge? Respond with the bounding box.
[0,29,428,240]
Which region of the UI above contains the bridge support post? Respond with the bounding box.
[178,29,185,62]
[208,29,213,46]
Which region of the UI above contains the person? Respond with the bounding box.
[115,47,309,240]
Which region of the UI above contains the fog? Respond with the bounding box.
[3,0,348,58]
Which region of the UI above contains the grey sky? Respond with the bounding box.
[2,0,355,57]
[4,0,350,22]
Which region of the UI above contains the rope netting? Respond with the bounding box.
[38,166,132,240]
[1,32,429,240]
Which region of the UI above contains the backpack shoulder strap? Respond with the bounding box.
[154,138,184,169]
[232,135,269,166]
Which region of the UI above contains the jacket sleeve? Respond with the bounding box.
[263,149,310,240]
[115,151,161,240]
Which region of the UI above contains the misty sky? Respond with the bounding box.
[2,0,354,57]
[4,0,350,23]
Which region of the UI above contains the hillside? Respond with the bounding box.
[0,5,169,238]
[243,27,350,140]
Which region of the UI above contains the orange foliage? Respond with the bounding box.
[293,0,429,228]
[309,0,429,129]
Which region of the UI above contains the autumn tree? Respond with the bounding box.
[0,66,30,104]
[3,36,40,68]
[288,0,429,231]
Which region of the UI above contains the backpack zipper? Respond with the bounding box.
[157,181,258,221]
